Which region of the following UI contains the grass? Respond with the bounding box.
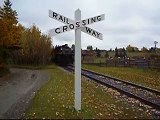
[83,64,160,91]
[91,52,153,63]
[84,51,158,64]
[127,52,146,58]
[25,64,153,119]
[94,57,106,63]
[108,51,151,58]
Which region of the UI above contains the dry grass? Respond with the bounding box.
[25,65,154,119]
[83,65,160,91]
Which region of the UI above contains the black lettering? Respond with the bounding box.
[64,17,66,23]
[55,28,60,34]
[86,27,92,33]
[87,19,90,25]
[66,18,70,24]
[63,26,68,32]
[53,12,58,19]
[97,16,101,21]
[58,16,64,22]
[91,17,96,23]
[69,24,74,29]
[82,20,86,26]
[96,32,100,37]
[92,31,97,36]
[76,22,80,28]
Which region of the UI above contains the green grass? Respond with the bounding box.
[83,52,151,63]
[108,51,152,58]
[83,64,160,91]
[127,52,146,58]
[91,52,153,63]
[94,57,106,63]
[25,65,153,119]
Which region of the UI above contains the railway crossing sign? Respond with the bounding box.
[49,9,105,111]
[49,10,104,40]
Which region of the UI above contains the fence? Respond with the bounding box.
[83,58,160,69]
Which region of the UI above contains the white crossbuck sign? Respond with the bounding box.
[49,9,104,40]
[49,9,105,111]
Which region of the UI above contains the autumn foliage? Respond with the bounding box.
[0,0,20,73]
[0,0,52,70]
[0,0,20,49]
[12,25,52,65]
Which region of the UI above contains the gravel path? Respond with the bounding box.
[0,68,49,119]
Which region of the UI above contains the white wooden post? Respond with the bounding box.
[74,9,81,111]
[49,9,105,111]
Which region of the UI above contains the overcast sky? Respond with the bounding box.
[1,0,160,50]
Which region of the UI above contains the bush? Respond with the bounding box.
[0,62,9,77]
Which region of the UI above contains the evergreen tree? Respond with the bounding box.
[0,0,18,24]
[141,47,148,52]
[87,45,93,50]
[97,49,101,57]
[122,47,127,58]
[126,45,134,52]
[0,0,20,63]
[115,47,118,57]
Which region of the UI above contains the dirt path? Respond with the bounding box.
[0,68,49,119]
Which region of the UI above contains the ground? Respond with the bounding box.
[82,64,160,91]
[0,65,159,119]
[25,65,159,119]
[0,68,48,119]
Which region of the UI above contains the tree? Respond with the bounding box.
[87,45,93,50]
[122,47,127,58]
[141,47,148,52]
[115,47,118,57]
[0,0,20,63]
[126,45,134,52]
[109,48,113,52]
[12,25,52,65]
[97,49,101,57]
[71,44,75,51]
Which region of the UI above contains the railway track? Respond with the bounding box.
[64,65,160,110]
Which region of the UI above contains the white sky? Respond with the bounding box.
[0,0,160,50]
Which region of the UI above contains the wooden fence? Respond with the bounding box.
[83,58,160,69]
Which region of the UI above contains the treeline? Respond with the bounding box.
[0,0,52,71]
[12,25,52,65]
[0,0,19,65]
